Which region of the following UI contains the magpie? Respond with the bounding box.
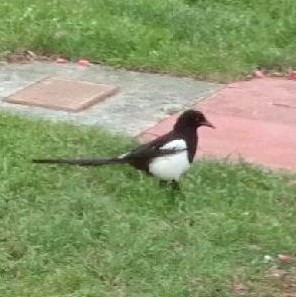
[33,110,215,188]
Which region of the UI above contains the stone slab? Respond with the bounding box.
[6,77,119,112]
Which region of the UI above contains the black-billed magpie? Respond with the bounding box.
[33,110,214,187]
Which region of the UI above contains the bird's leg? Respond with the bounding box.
[171,180,181,191]
[158,180,180,191]
[158,180,183,207]
[158,180,167,188]
[171,180,187,211]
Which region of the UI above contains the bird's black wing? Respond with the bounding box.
[121,132,185,172]
[128,133,175,158]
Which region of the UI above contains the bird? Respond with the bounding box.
[33,109,215,189]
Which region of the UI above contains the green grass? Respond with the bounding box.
[1,113,296,296]
[0,0,296,80]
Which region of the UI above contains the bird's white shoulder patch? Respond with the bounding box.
[149,139,189,182]
[160,139,187,151]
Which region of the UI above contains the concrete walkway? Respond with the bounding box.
[140,78,296,171]
[1,62,296,171]
[0,62,219,136]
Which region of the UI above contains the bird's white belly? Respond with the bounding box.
[148,150,190,181]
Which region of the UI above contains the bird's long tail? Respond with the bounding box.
[32,157,127,166]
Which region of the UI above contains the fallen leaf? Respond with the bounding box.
[289,71,296,80]
[254,69,264,78]
[278,254,292,263]
[77,59,90,67]
[231,282,248,294]
[56,58,68,64]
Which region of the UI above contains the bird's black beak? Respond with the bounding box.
[202,120,215,129]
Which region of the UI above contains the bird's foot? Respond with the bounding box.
[171,180,181,191]
[158,180,181,191]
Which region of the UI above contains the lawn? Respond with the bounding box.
[0,0,295,80]
[1,113,296,296]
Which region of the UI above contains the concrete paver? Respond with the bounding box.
[7,77,119,112]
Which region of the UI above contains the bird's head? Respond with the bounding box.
[173,109,215,131]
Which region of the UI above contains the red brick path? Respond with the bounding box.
[139,78,296,171]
